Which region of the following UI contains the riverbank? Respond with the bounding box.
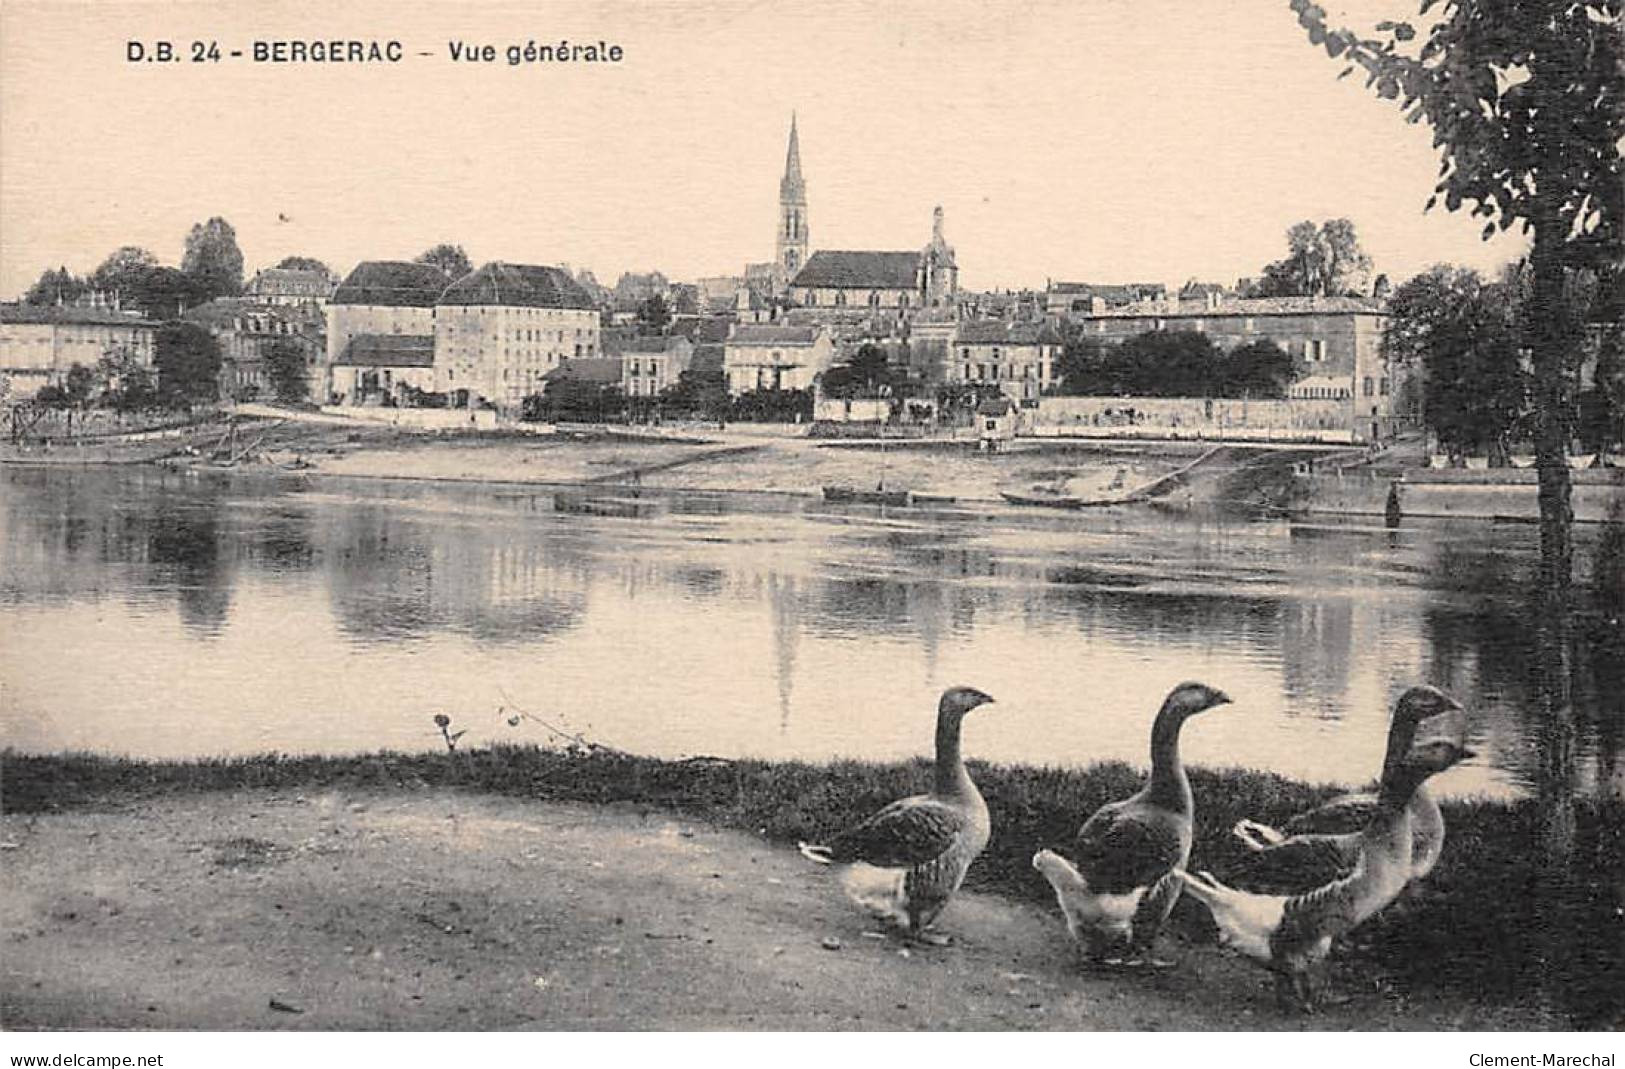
[4,748,1617,1030]
[8,412,1620,521]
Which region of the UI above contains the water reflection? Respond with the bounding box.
[0,465,1618,802]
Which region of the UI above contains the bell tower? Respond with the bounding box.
[776,113,809,285]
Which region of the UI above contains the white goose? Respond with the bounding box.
[1230,686,1464,891]
[1032,681,1232,967]
[1176,735,1475,1012]
[798,686,996,945]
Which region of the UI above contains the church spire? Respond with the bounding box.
[781,112,805,198]
[776,112,809,284]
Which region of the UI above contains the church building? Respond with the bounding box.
[770,115,959,322]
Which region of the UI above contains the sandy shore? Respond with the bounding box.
[0,787,1562,1031]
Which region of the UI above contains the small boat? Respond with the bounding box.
[554,492,662,518]
[1000,486,1128,509]
[822,484,912,507]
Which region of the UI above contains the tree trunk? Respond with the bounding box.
[1528,212,1580,1017]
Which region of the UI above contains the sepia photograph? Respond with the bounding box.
[0,0,1621,1051]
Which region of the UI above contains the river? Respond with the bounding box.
[2,464,1619,802]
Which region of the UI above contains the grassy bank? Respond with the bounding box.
[4,746,1619,1027]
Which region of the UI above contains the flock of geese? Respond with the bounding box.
[797,681,1473,1013]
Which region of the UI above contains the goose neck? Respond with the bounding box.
[933,712,971,796]
[1145,706,1193,811]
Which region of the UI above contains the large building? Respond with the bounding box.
[950,319,1064,404]
[185,298,324,401]
[435,262,600,411]
[722,323,835,395]
[602,334,694,397]
[1071,293,1408,439]
[786,206,959,326]
[325,261,447,401]
[0,303,156,401]
[244,267,336,307]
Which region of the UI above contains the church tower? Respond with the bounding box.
[776,113,809,285]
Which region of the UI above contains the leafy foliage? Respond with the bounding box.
[181,217,244,299]
[96,346,157,412]
[1384,266,1526,456]
[1056,331,1295,398]
[262,338,310,405]
[89,246,159,297]
[273,256,332,277]
[659,360,729,419]
[416,244,473,281]
[819,343,900,399]
[1246,218,1373,297]
[636,294,672,333]
[154,322,223,407]
[1289,0,1625,594]
[23,266,88,306]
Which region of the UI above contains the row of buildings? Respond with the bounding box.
[0,114,1412,441]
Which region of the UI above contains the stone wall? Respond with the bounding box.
[1033,395,1357,442]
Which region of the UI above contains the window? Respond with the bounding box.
[1363,376,1374,397]
[834,291,847,307]
[1379,378,1390,396]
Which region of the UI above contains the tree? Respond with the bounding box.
[1289,0,1624,995]
[416,244,472,280]
[125,266,209,320]
[1220,339,1295,398]
[89,246,159,299]
[636,294,671,333]
[1385,266,1526,458]
[23,266,87,306]
[820,343,897,399]
[1251,219,1374,296]
[154,322,223,407]
[181,217,244,299]
[262,338,309,404]
[274,256,332,276]
[660,360,728,419]
[96,346,156,411]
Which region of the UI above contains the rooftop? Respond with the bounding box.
[331,262,449,307]
[543,357,623,384]
[0,302,156,328]
[334,333,435,368]
[790,251,920,290]
[727,324,821,346]
[1086,295,1387,318]
[955,319,1064,345]
[439,262,596,310]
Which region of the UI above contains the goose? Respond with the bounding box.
[1175,735,1475,1012]
[1230,686,1465,891]
[1032,681,1232,967]
[798,685,996,945]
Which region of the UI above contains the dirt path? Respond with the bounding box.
[0,789,1557,1031]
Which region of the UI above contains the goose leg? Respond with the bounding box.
[906,902,953,947]
[1124,871,1181,968]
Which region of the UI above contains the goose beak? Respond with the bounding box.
[1213,690,1233,707]
[1458,747,1477,761]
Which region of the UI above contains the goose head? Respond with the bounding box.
[1397,738,1476,779]
[1382,685,1467,779]
[938,685,996,721]
[1161,680,1232,720]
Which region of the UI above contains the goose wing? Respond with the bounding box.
[822,795,969,868]
[1228,832,1362,893]
[1283,793,1379,836]
[1073,799,1187,894]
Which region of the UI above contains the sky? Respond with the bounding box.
[0,0,1531,299]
